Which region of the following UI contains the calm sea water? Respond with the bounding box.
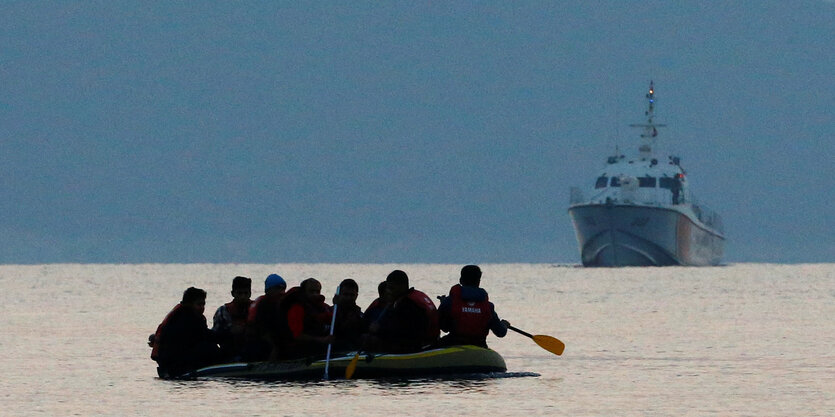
[0,263,832,416]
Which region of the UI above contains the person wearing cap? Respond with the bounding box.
[245,274,287,360]
[437,265,509,348]
[149,287,220,378]
[212,276,253,361]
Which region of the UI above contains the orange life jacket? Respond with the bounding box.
[280,287,331,339]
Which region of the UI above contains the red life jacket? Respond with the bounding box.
[224,301,249,326]
[405,289,440,344]
[247,292,283,325]
[150,303,184,361]
[247,295,265,323]
[366,298,384,312]
[447,284,493,342]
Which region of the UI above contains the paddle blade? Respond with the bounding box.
[532,334,565,356]
[345,352,360,379]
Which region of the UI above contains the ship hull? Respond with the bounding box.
[568,204,724,267]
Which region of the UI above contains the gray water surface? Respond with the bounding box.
[0,263,831,416]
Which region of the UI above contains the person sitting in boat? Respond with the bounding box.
[362,270,439,353]
[212,276,252,362]
[362,281,389,328]
[437,265,509,348]
[149,287,221,378]
[276,278,334,359]
[244,273,286,361]
[331,278,364,351]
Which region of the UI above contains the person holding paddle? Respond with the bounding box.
[276,278,334,359]
[437,265,509,348]
[330,278,364,351]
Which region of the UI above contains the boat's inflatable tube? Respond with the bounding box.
[186,345,506,380]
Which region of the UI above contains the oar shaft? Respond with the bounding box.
[507,325,534,339]
[324,287,340,379]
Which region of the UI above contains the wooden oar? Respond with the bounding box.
[507,325,565,356]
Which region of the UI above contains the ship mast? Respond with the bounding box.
[629,81,666,158]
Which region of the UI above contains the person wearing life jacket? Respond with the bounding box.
[212,276,252,362]
[149,287,220,378]
[362,281,388,330]
[244,273,286,361]
[331,278,364,351]
[363,270,439,353]
[276,278,334,359]
[437,265,509,348]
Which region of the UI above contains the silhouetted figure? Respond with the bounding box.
[150,287,220,378]
[362,270,439,353]
[212,276,252,362]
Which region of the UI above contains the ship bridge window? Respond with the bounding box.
[595,176,608,188]
[610,177,621,187]
[639,176,656,187]
[659,177,674,189]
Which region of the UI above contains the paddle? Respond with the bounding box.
[345,351,360,379]
[323,285,340,380]
[507,325,565,356]
[346,303,389,379]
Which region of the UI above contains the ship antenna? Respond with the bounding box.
[629,80,666,158]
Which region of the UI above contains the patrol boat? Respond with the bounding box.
[568,82,725,266]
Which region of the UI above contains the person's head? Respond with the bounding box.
[300,278,322,301]
[265,273,286,295]
[231,276,252,302]
[385,270,410,299]
[181,287,207,314]
[377,281,387,298]
[337,278,359,306]
[459,265,482,287]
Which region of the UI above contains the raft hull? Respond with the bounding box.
[187,345,507,380]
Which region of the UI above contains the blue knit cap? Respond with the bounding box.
[265,274,286,291]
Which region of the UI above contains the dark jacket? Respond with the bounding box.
[212,300,251,361]
[152,305,219,377]
[244,293,284,361]
[372,288,439,353]
[363,298,387,329]
[333,303,364,351]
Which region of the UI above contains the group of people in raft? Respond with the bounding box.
[149,265,510,378]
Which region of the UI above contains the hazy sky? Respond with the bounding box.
[1,1,832,264]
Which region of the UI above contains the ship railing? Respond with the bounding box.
[691,202,724,233]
